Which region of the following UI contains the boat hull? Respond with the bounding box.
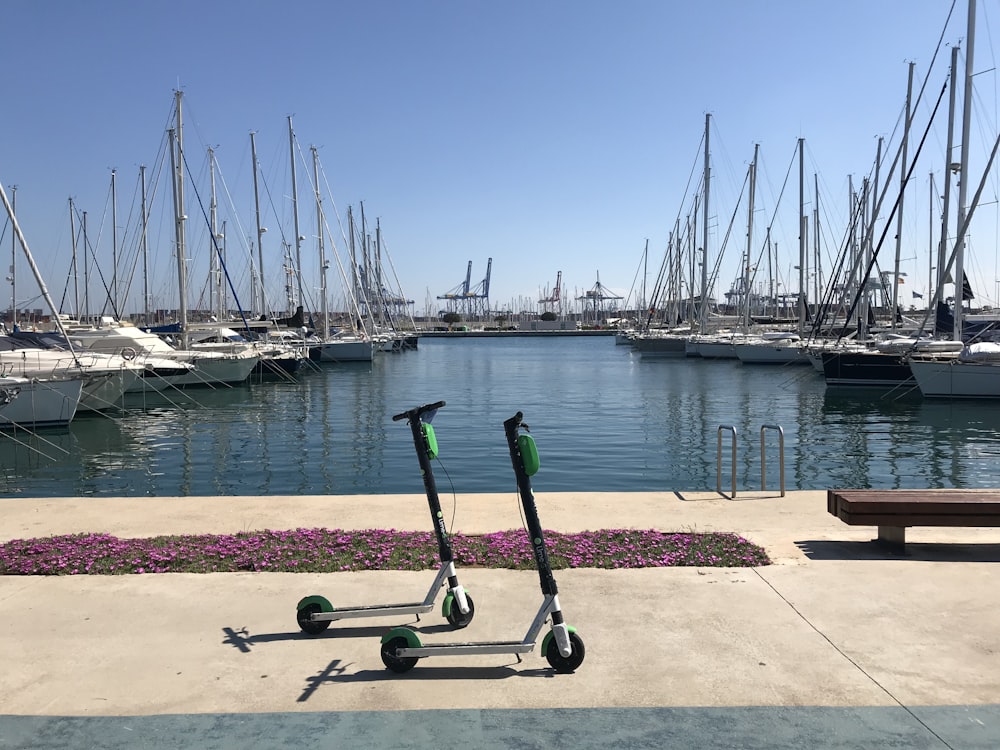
[309,340,374,362]
[0,377,82,428]
[910,359,1000,398]
[126,354,258,392]
[632,335,688,358]
[79,370,141,411]
[822,351,914,388]
[734,342,811,365]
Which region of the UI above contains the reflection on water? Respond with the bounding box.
[2,336,1000,498]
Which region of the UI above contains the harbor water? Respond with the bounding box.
[2,335,1000,498]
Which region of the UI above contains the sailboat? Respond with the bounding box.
[67,91,261,390]
[732,139,812,366]
[686,144,759,360]
[909,0,1000,398]
[634,115,717,358]
[0,187,87,424]
[818,53,967,388]
[280,120,373,363]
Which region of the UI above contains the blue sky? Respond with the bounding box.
[2,0,996,320]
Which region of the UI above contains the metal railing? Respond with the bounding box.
[717,425,737,497]
[760,424,786,497]
[716,424,786,498]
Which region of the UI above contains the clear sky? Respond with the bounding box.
[2,0,996,322]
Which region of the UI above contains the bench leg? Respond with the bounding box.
[875,525,906,550]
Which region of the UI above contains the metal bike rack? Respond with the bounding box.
[760,424,786,497]
[717,425,737,498]
[717,423,786,498]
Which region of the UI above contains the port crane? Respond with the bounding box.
[576,272,622,325]
[538,271,562,316]
[437,258,492,318]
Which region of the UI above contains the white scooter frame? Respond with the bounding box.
[296,401,472,634]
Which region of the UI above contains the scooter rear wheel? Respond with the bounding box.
[445,592,476,629]
[297,603,331,635]
[545,631,585,673]
[381,636,419,673]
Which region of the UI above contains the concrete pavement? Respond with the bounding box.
[1,491,999,748]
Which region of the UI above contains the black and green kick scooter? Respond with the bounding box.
[295,400,474,634]
[379,411,585,673]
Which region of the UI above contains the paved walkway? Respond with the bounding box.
[1,491,998,748]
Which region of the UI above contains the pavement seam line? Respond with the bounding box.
[751,567,955,750]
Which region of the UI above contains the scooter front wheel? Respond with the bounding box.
[545,631,586,673]
[445,592,476,629]
[381,636,419,673]
[297,603,331,635]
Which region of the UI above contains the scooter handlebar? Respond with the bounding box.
[392,400,446,421]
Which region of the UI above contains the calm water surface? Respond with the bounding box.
[2,335,1000,497]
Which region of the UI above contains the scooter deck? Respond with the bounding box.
[398,640,536,658]
[312,602,429,621]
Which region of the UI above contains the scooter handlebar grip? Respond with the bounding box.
[392,400,446,421]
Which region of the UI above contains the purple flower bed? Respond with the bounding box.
[0,528,770,575]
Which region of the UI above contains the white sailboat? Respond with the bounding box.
[63,93,260,390]
[65,321,256,391]
[732,139,813,366]
[910,0,1000,398]
[687,144,759,360]
[0,186,85,425]
[284,121,374,363]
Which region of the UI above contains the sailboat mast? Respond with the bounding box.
[8,185,15,327]
[0,182,76,344]
[83,210,90,323]
[250,131,266,316]
[311,146,328,337]
[111,168,118,315]
[140,165,150,324]
[208,146,220,319]
[744,144,758,328]
[642,238,648,314]
[938,45,959,296]
[701,113,710,333]
[892,62,915,328]
[672,217,680,325]
[954,0,976,340]
[360,202,370,331]
[813,174,821,318]
[288,116,304,314]
[690,197,697,324]
[170,90,188,344]
[349,206,358,324]
[797,137,805,335]
[68,197,79,320]
[376,219,386,329]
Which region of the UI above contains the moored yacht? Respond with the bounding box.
[1,332,142,411]
[64,322,259,390]
[821,336,963,388]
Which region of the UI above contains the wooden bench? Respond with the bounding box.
[827,489,1000,549]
